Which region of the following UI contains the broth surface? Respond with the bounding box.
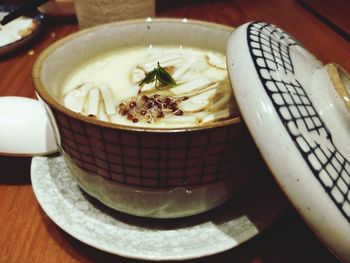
[61,45,237,127]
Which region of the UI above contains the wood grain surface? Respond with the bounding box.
[0,0,349,262]
[298,0,350,40]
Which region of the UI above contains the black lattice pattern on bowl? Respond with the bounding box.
[247,21,350,222]
[53,110,254,188]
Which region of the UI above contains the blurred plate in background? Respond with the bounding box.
[0,4,44,57]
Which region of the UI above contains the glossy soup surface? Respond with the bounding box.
[61,45,237,128]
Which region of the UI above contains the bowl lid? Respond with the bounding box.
[227,21,350,261]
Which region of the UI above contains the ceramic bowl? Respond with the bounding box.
[32,19,258,218]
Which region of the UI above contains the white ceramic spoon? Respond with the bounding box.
[0,96,58,156]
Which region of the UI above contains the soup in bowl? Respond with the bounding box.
[32,18,258,218]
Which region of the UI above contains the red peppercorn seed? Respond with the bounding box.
[165,97,171,104]
[174,109,183,116]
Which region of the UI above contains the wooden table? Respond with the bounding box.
[0,0,349,262]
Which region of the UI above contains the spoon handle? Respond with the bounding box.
[0,0,49,26]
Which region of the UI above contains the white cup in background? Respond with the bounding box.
[74,0,156,29]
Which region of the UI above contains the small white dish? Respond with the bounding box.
[0,5,44,57]
[227,21,350,261]
[0,96,57,156]
[31,155,286,261]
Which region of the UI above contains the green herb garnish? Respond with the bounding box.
[139,62,176,89]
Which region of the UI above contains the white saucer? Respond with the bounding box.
[31,155,286,261]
